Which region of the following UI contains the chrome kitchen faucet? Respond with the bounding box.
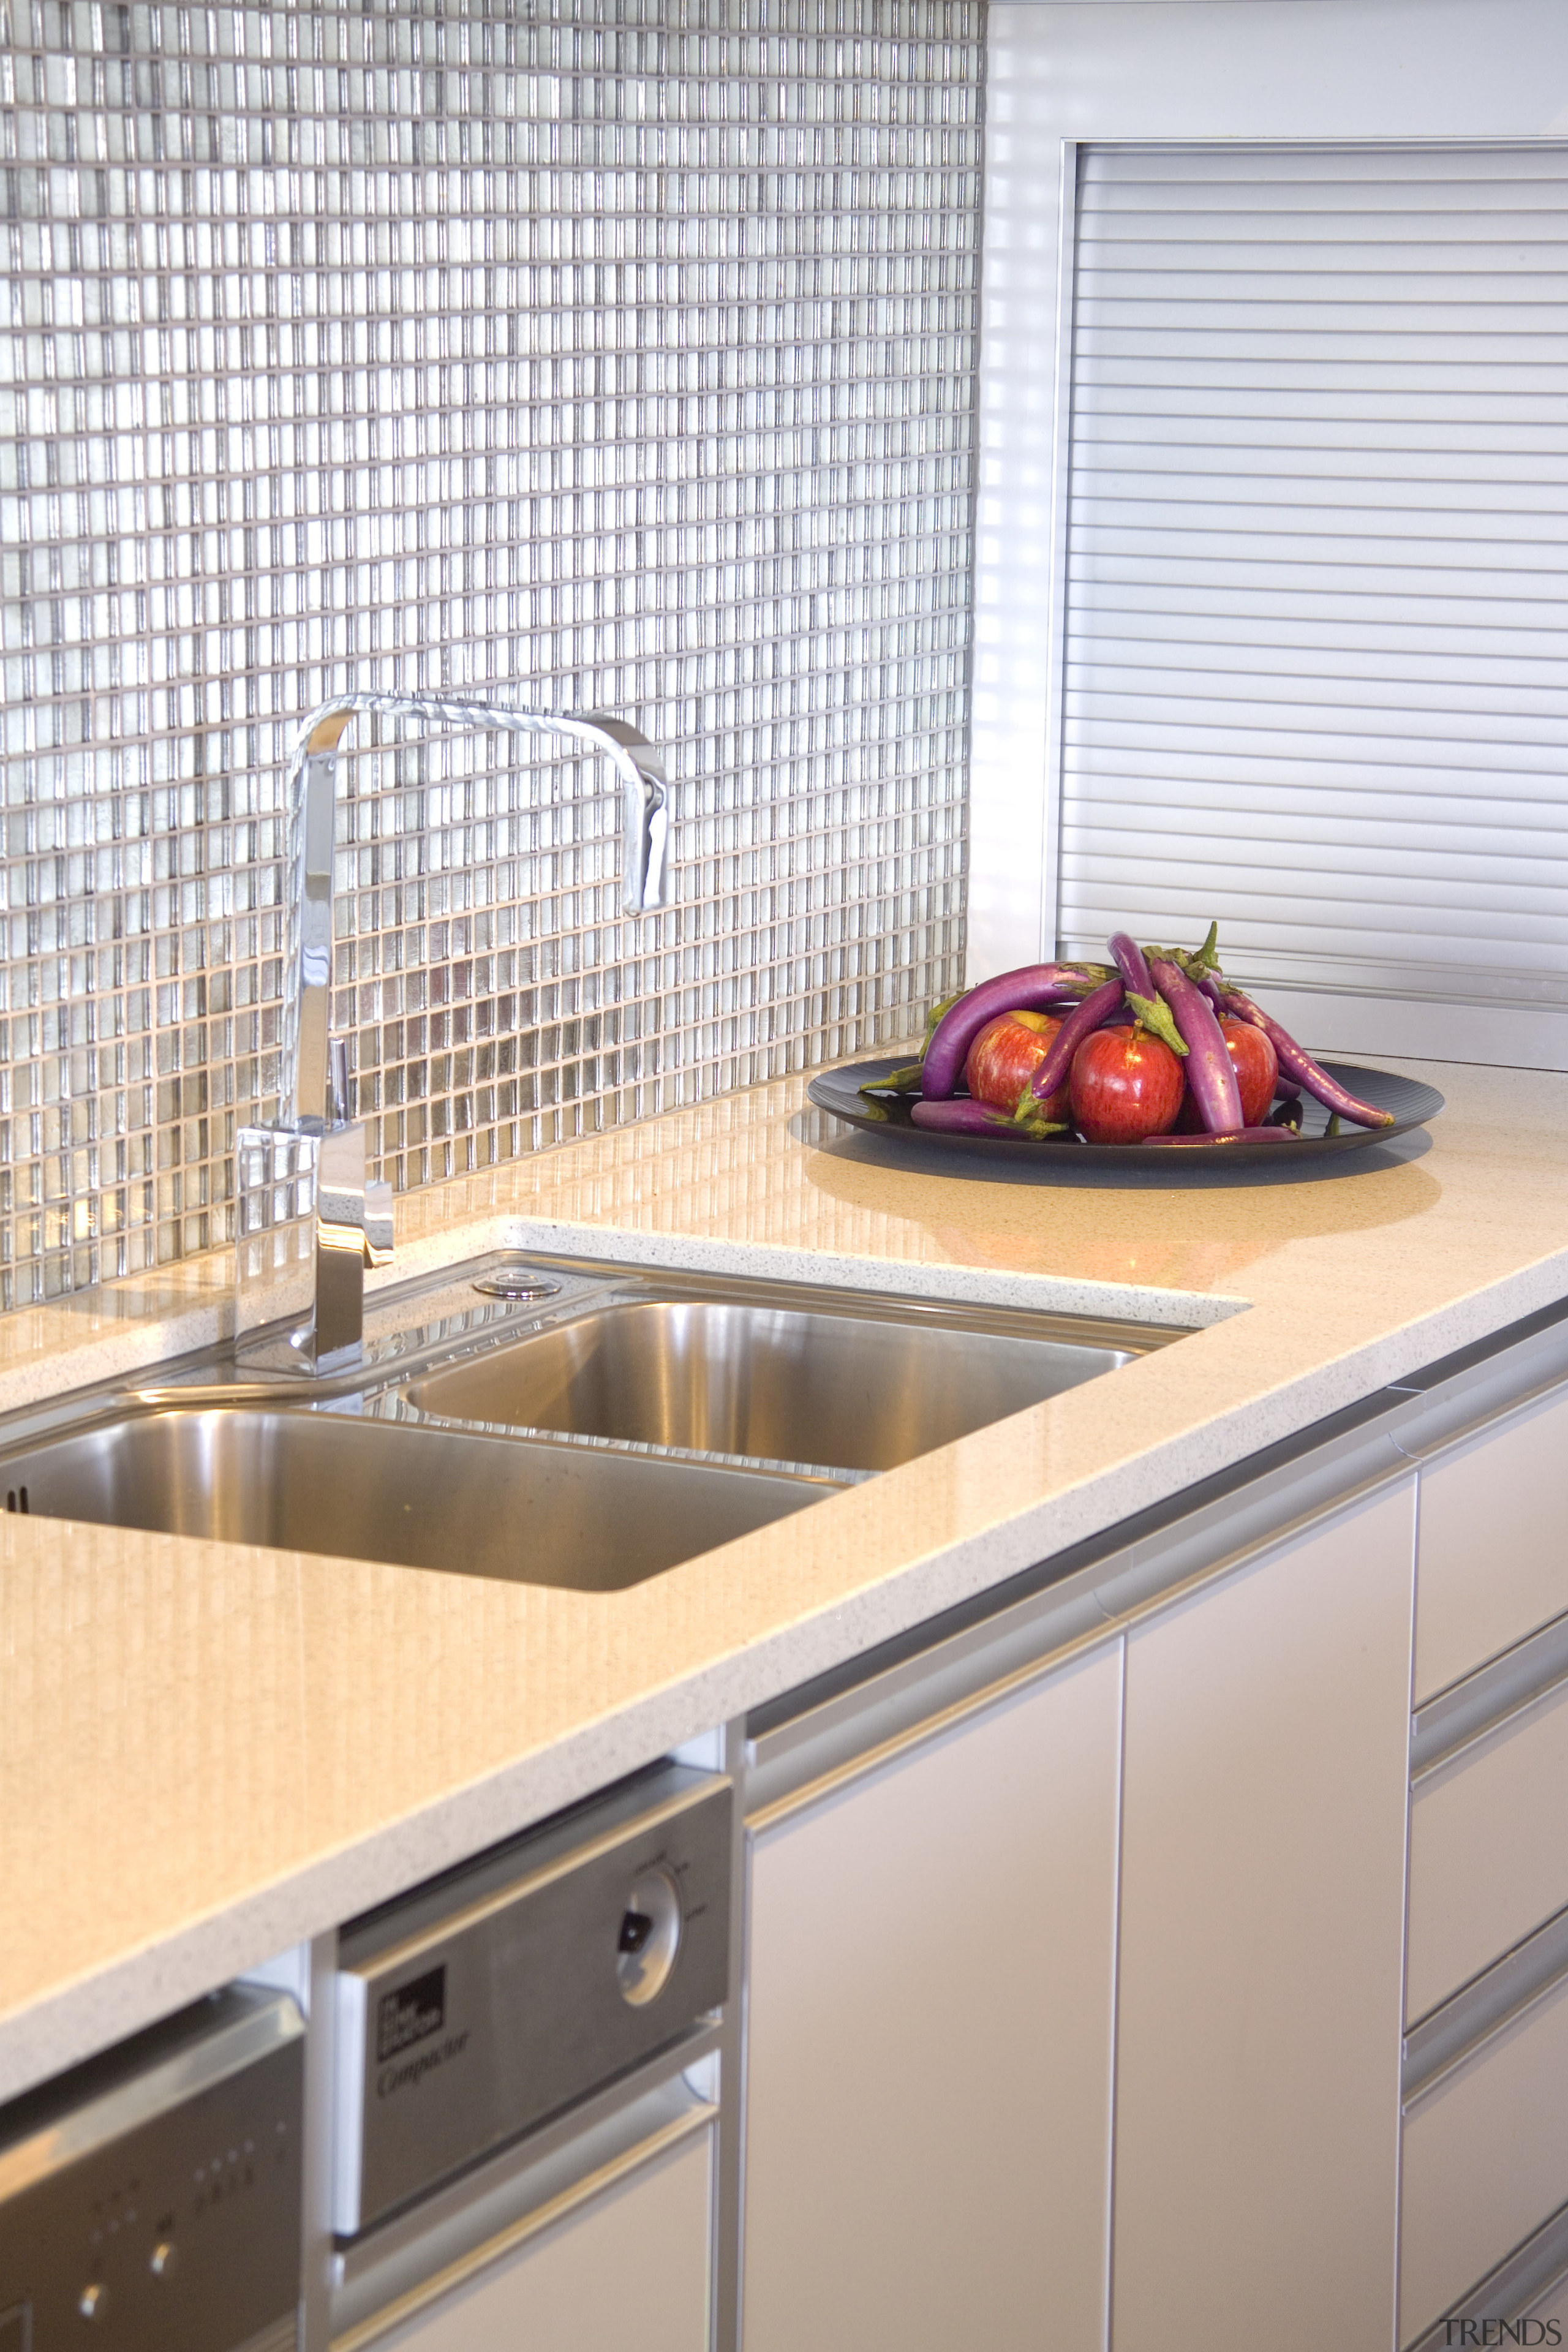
[235,693,670,1373]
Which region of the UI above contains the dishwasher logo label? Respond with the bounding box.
[377,1967,447,2062]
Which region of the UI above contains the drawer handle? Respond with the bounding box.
[1401,2188,1568,2350]
[1404,1896,1568,2106]
[1412,1605,1568,1781]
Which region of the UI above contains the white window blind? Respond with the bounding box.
[1056,141,1568,1068]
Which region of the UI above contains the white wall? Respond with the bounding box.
[971,0,1568,1007]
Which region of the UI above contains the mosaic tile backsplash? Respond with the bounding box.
[0,0,981,1310]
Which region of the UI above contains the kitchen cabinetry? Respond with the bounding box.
[1395,1341,1568,2340]
[1112,1480,1416,2348]
[1412,1384,1568,1705]
[739,1642,1123,2352]
[339,1309,1568,2352]
[351,2127,714,2352]
[736,1445,1424,2349]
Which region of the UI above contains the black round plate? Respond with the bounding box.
[807,1058,1444,1174]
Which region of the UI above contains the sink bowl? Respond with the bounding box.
[0,1254,1189,1589]
[395,1282,1161,1476]
[0,1408,836,1591]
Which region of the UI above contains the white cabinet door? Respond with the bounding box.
[1415,1386,1568,1701]
[1408,1675,1568,2020]
[741,1641,1123,2352]
[1112,1479,1417,2351]
[368,2127,713,2352]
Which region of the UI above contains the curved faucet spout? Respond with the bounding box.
[237,692,669,1373]
[285,692,669,1131]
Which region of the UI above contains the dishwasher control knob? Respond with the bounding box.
[616,1867,682,2007]
[78,2283,110,2321]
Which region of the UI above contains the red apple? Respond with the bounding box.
[1177,1014,1280,1129]
[1221,1015,1279,1125]
[964,1009,1069,1121]
[1070,1027,1184,1145]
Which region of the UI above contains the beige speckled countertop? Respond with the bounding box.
[2,1054,1566,2103]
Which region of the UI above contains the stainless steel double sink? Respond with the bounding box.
[0,1255,1189,1591]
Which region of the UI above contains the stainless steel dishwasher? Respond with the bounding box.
[328,1763,732,2352]
[0,1985,304,2351]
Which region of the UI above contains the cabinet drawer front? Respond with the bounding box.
[1401,1975,1568,2345]
[355,2128,714,2352]
[1408,1676,1568,2021]
[1417,1388,1568,1703]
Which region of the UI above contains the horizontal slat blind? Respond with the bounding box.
[1057,143,1568,1060]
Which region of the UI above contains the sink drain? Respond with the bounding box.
[471,1272,562,1303]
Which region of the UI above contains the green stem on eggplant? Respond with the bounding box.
[1145,923,1223,989]
[859,1061,926,1099]
[1009,1082,1071,1139]
[1107,933,1188,1058]
[1186,920,1222,977]
[1125,990,1189,1058]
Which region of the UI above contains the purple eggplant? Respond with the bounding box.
[1107,932,1188,1058]
[1108,932,1156,1000]
[1142,1126,1296,1148]
[910,1098,1066,1140]
[1025,978,1126,1104]
[1207,981,1395,1130]
[921,962,1110,1100]
[1147,957,1242,1133]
